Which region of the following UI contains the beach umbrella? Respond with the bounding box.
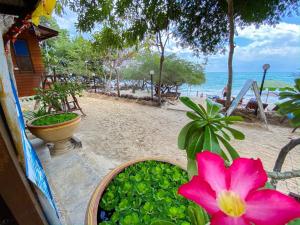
[258,80,293,103]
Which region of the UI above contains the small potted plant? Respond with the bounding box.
[27,80,84,155]
[27,112,81,155]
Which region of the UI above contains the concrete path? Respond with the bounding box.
[32,138,120,225]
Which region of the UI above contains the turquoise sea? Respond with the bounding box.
[180,71,300,103]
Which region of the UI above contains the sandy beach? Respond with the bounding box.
[78,94,300,191]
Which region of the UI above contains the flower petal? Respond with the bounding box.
[178,175,219,214]
[229,158,267,199]
[245,189,300,225]
[211,211,250,225]
[196,151,228,193]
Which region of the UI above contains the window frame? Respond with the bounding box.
[13,39,35,72]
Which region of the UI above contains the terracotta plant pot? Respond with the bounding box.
[85,157,186,225]
[27,113,81,156]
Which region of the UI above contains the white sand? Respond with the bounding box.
[77,93,300,194]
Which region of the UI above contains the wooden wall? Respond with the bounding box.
[10,30,44,97]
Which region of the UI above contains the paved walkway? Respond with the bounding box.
[32,138,120,225]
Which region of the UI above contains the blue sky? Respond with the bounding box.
[55,9,300,73]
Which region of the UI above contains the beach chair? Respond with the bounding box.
[246,98,268,110]
[161,92,181,100]
[215,97,243,107]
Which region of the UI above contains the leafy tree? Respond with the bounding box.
[70,0,181,105]
[92,26,137,96]
[123,53,205,94]
[40,17,71,74]
[40,18,104,77]
[176,0,300,107]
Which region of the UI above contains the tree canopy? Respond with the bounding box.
[123,53,205,87]
[176,0,300,55]
[41,18,104,77]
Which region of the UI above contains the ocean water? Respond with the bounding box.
[180,71,299,103]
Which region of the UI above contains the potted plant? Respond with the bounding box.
[86,157,196,225]
[27,112,81,155]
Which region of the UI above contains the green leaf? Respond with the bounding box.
[178,121,195,149]
[206,99,222,117]
[180,97,206,118]
[187,131,204,159]
[187,111,201,120]
[224,126,245,140]
[224,116,243,122]
[216,134,240,160]
[187,204,209,225]
[288,219,300,225]
[178,120,207,150]
[203,126,222,154]
[264,181,275,190]
[210,124,231,141]
[194,205,209,225]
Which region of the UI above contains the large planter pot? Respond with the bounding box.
[85,157,186,225]
[27,113,81,155]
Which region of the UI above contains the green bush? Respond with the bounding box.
[98,161,191,225]
[32,113,78,126]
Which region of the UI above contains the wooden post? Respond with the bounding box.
[0,112,48,225]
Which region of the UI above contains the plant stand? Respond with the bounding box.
[51,139,74,156]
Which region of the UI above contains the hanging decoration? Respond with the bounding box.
[31,0,57,25]
[4,0,56,51]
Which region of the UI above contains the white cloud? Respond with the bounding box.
[165,22,300,72]
[237,23,300,42]
[54,9,300,72]
[204,22,300,72]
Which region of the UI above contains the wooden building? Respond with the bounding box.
[7,24,58,97]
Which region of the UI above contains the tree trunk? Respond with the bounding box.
[158,53,164,106]
[108,69,112,92]
[116,69,120,97]
[157,31,166,107]
[226,0,235,108]
[270,138,300,187]
[273,138,300,172]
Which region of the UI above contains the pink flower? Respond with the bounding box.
[178,151,300,225]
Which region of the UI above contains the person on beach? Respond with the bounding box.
[222,86,227,99]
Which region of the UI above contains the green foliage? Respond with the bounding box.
[99,161,192,225]
[187,203,209,225]
[70,0,299,55]
[123,53,205,86]
[71,0,181,40]
[35,81,84,113]
[93,26,127,53]
[278,79,300,127]
[289,219,300,225]
[176,0,300,55]
[178,97,244,163]
[31,113,78,126]
[40,18,104,77]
